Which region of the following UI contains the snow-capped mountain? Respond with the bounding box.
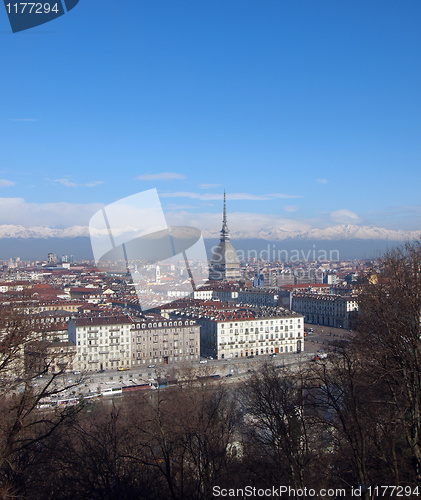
[0,223,418,241]
[0,225,90,239]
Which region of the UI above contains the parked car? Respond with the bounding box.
[147,364,156,368]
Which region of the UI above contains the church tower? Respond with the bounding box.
[209,191,241,281]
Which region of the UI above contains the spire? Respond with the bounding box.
[220,190,230,240]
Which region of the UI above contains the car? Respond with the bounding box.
[117,367,130,371]
[212,374,220,378]
[226,357,232,361]
[247,355,254,359]
[147,364,156,368]
[226,373,233,377]
[199,360,207,364]
[271,354,278,358]
[97,369,105,373]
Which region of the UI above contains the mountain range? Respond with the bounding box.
[0,224,419,241]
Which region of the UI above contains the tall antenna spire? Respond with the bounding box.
[221,190,230,240]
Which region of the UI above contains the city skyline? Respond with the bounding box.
[1,1,421,237]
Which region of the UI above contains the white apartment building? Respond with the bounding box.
[192,310,304,359]
[291,293,358,329]
[68,316,134,372]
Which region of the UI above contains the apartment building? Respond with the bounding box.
[68,316,134,372]
[172,303,304,360]
[130,317,200,366]
[291,293,358,329]
[236,288,279,307]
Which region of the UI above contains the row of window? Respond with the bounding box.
[133,320,195,329]
[136,348,198,358]
[219,318,300,328]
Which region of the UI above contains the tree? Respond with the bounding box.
[128,382,237,500]
[356,241,421,483]
[0,302,83,497]
[239,364,316,495]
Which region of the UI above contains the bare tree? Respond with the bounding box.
[356,241,421,483]
[239,364,315,495]
[0,303,83,497]
[127,383,237,500]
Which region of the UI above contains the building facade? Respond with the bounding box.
[197,311,304,359]
[236,288,279,307]
[130,317,200,366]
[68,316,134,372]
[291,293,358,329]
[172,304,304,360]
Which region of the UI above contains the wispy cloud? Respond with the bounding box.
[316,178,328,184]
[85,181,104,187]
[161,191,301,201]
[11,118,40,122]
[165,210,312,236]
[0,197,102,227]
[137,172,186,181]
[54,179,77,188]
[331,209,360,224]
[0,179,15,187]
[165,203,198,210]
[53,178,103,188]
[284,205,299,213]
[199,183,221,189]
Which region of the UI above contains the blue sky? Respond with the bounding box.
[1,0,421,234]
